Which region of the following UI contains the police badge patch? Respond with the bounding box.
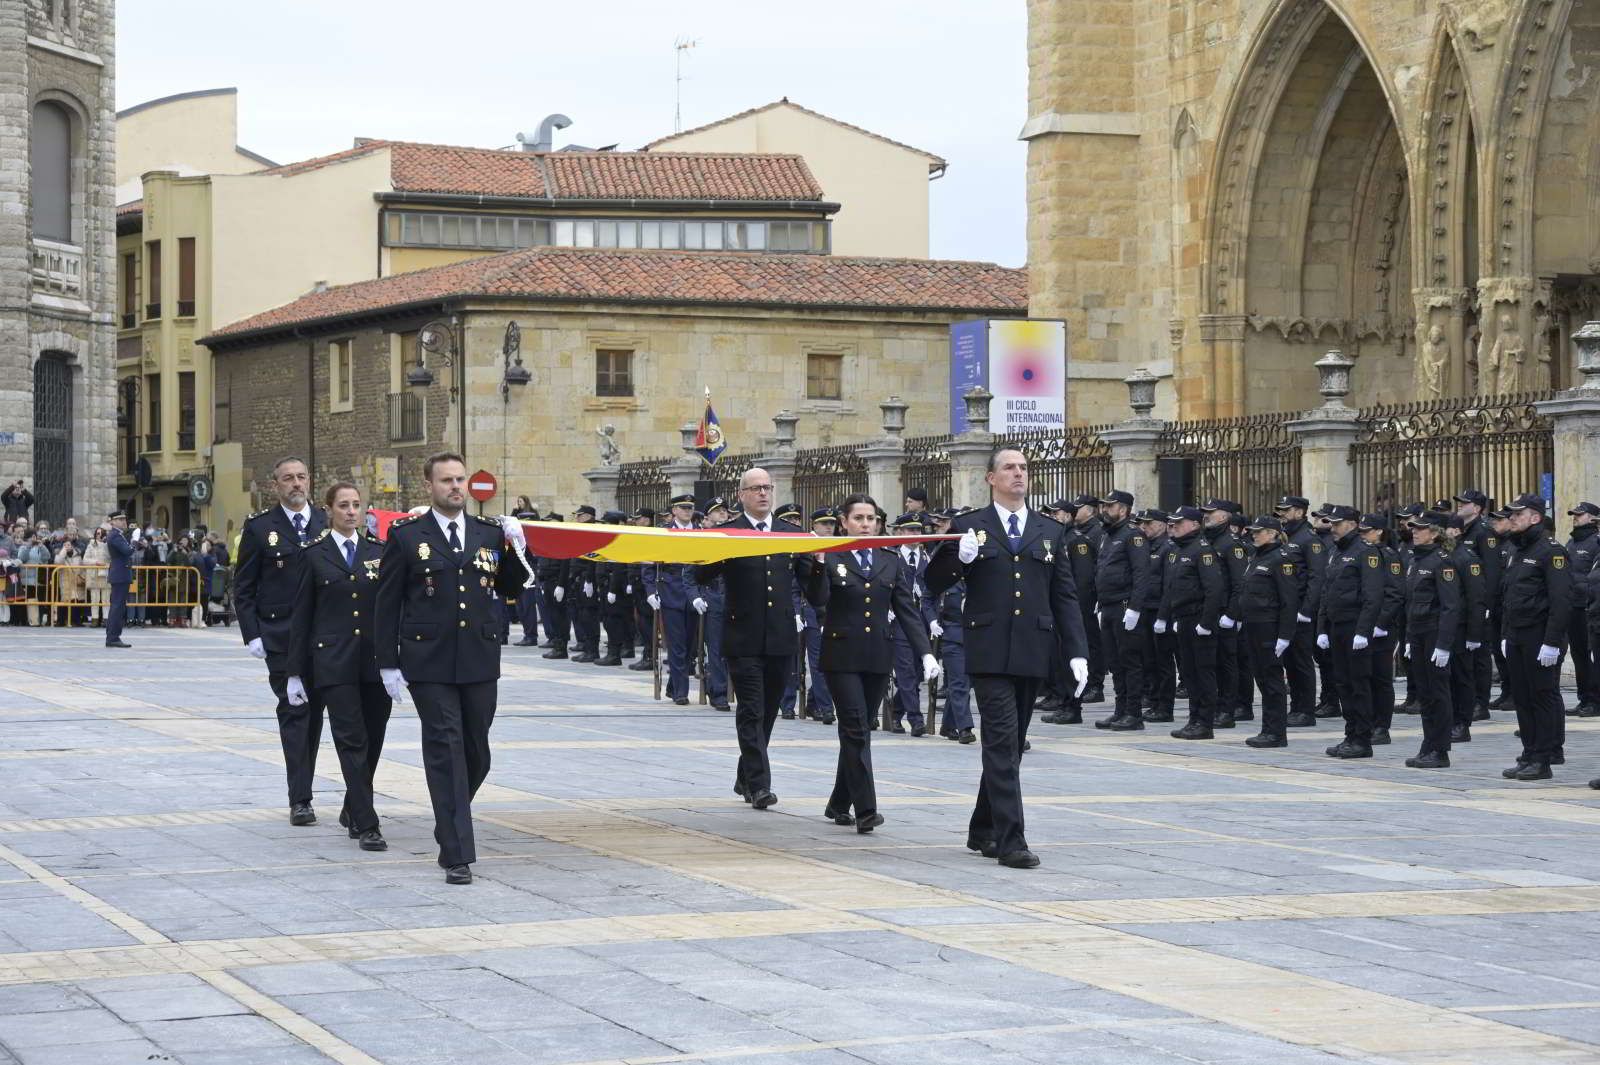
[1389,562,1401,575]
[1281,563,1294,575]
[1076,542,1088,555]
[1553,555,1567,569]
[1441,568,1455,581]
[1367,555,1379,567]
[1470,563,1481,576]
[1311,542,1322,553]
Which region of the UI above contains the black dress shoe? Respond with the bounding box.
[514,638,537,646]
[571,652,596,663]
[1234,707,1255,722]
[750,789,777,810]
[105,639,132,648]
[957,729,976,744]
[997,848,1041,869]
[910,724,927,737]
[889,723,906,734]
[538,640,554,648]
[1472,704,1491,721]
[1286,711,1318,728]
[1325,740,1373,759]
[1142,708,1174,723]
[1313,704,1341,719]
[289,803,316,826]
[338,809,351,829]
[444,864,472,885]
[1040,709,1080,724]
[1370,728,1390,746]
[1022,739,1031,752]
[673,696,690,706]
[818,714,835,725]
[1035,697,1064,713]
[1551,751,1566,765]
[1245,733,1286,748]
[594,655,622,667]
[1106,715,1145,731]
[358,829,387,851]
[733,780,751,803]
[780,710,797,720]
[1488,693,1511,710]
[1083,686,1105,704]
[1214,711,1236,729]
[1577,703,1600,718]
[1588,777,1600,790]
[824,805,855,826]
[965,833,995,855]
[1171,721,1212,740]
[1093,714,1121,730]
[628,659,653,671]
[542,648,569,660]
[856,812,885,834]
[1174,685,1189,701]
[1406,751,1450,769]
[1396,698,1421,714]
[1513,762,1552,781]
[1502,759,1532,778]
[1449,724,1471,743]
[712,701,731,712]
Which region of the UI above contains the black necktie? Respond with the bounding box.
[292,513,306,545]
[756,521,767,533]
[1007,513,1022,554]
[447,521,461,553]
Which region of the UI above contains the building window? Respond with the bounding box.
[596,349,633,397]
[177,372,196,450]
[806,353,842,401]
[145,240,161,319]
[30,102,72,243]
[380,210,829,255]
[145,373,161,452]
[121,253,137,328]
[177,238,196,317]
[329,339,354,411]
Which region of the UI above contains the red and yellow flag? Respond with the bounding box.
[522,521,955,565]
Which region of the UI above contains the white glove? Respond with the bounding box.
[921,653,942,682]
[1466,641,1481,651]
[606,592,616,604]
[1501,639,1508,657]
[1403,643,1412,658]
[1195,625,1211,637]
[929,620,944,639]
[286,676,308,706]
[497,515,526,547]
[380,668,404,702]
[1274,638,1289,657]
[1538,644,1561,668]
[583,582,594,598]
[1351,634,1369,651]
[692,597,708,615]
[887,609,896,624]
[554,585,565,603]
[1123,608,1139,631]
[1430,648,1450,668]
[795,614,805,633]
[1070,657,1089,697]
[646,593,661,611]
[1219,614,1236,630]
[1316,633,1330,650]
[1373,627,1387,639]
[957,529,980,565]
[1297,613,1311,624]
[625,584,633,595]
[1154,619,1167,634]
[247,637,266,660]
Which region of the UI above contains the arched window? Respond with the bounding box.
[31,101,73,243]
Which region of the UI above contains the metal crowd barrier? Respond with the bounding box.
[3,564,202,627]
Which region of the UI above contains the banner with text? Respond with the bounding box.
[949,318,1068,434]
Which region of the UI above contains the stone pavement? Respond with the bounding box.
[1,627,1599,1064]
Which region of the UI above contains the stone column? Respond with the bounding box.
[947,387,994,509]
[861,397,909,507]
[1198,314,1248,418]
[762,410,799,504]
[1286,350,1360,506]
[668,423,701,499]
[582,466,621,512]
[1099,368,1163,508]
[1535,322,1600,517]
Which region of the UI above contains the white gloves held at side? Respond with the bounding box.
[1373,627,1387,639]
[497,515,526,547]
[1273,638,1289,657]
[957,529,981,565]
[1316,633,1330,650]
[1219,614,1236,630]
[692,597,708,615]
[1351,634,1369,651]
[1123,608,1140,631]
[606,592,616,604]
[247,637,266,660]
[1194,625,1212,637]
[1296,613,1311,624]
[554,585,565,603]
[929,620,944,639]
[286,676,308,706]
[379,668,405,702]
[582,582,594,598]
[1070,657,1089,697]
[795,614,805,633]
[921,653,942,682]
[1153,619,1168,634]
[646,593,661,611]
[1537,644,1561,668]
[1430,648,1450,668]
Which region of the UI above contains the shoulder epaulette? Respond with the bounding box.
[472,513,501,527]
[391,514,418,526]
[248,507,271,520]
[313,528,331,542]
[363,530,381,543]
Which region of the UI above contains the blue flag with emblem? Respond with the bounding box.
[694,388,727,466]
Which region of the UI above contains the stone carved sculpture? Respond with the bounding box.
[1531,309,1552,391]
[1418,324,1449,399]
[1487,313,1524,394]
[596,424,621,467]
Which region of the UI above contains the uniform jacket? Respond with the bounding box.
[235,505,328,653]
[1405,542,1461,650]
[1449,542,1488,647]
[925,505,1088,678]
[1135,532,1168,613]
[1500,527,1572,647]
[1375,542,1406,634]
[806,548,932,673]
[1064,526,1098,610]
[105,527,133,585]
[1094,517,1150,609]
[1157,530,1225,630]
[1317,531,1385,638]
[288,529,385,687]
[375,512,504,684]
[1284,518,1326,617]
[1238,541,1299,641]
[693,514,810,657]
[1461,516,1503,606]
[1204,523,1248,619]
[1565,525,1599,610]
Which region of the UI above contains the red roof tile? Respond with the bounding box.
[259,139,824,202]
[645,99,946,169]
[116,200,143,216]
[204,248,1026,342]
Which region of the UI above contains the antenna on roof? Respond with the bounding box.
[674,37,699,133]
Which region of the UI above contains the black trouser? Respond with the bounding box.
[1216,627,1241,715]
[1368,632,1396,732]
[1396,612,1414,702]
[267,662,325,807]
[727,654,788,795]
[1284,622,1317,714]
[1316,642,1338,710]
[1506,632,1563,765]
[1327,621,1374,744]
[321,682,392,833]
[1479,614,1503,703]
[1407,631,1452,755]
[1099,604,1144,715]
[823,671,884,818]
[601,605,627,658]
[969,673,1039,858]
[573,594,600,654]
[1083,601,1104,690]
[409,680,497,868]
[1448,641,1476,728]
[1243,620,1287,735]
[1233,632,1255,714]
[1174,618,1218,726]
[540,580,569,647]
[1571,612,1598,707]
[1141,608,1176,712]
[106,580,128,643]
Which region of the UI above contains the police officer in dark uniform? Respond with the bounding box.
[1393,502,1425,714]
[644,494,699,704]
[1358,513,1406,746]
[1499,493,1572,781]
[1200,499,1246,730]
[1237,515,1298,748]
[1441,515,1486,742]
[1564,501,1600,716]
[1454,490,1503,714]
[774,502,810,721]
[567,505,601,662]
[537,514,571,659]
[1040,498,1098,724]
[1228,510,1258,722]
[1316,505,1387,758]
[1311,504,1342,718]
[807,494,937,832]
[691,498,732,712]
[926,447,1088,868]
[1273,495,1325,727]
[1401,511,1461,768]
[1093,489,1150,730]
[235,456,328,825]
[929,508,975,743]
[287,481,391,851]
[694,469,812,808]
[625,507,656,671]
[595,510,630,666]
[1069,493,1106,702]
[104,510,134,648]
[376,452,508,884]
[1158,506,1225,739]
[1136,508,1178,724]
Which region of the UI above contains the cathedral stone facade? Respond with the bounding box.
[1027,0,1600,421]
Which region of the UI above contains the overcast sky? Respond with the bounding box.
[115,1,1029,266]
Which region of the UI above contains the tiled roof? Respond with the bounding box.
[644,98,946,169]
[116,200,143,216]
[204,247,1026,342]
[259,139,824,201]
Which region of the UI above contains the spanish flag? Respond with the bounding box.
[523,521,955,566]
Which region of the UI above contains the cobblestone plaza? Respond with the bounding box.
[0,627,1596,1063]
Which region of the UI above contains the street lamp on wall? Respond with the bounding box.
[409,315,467,451]
[500,320,531,397]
